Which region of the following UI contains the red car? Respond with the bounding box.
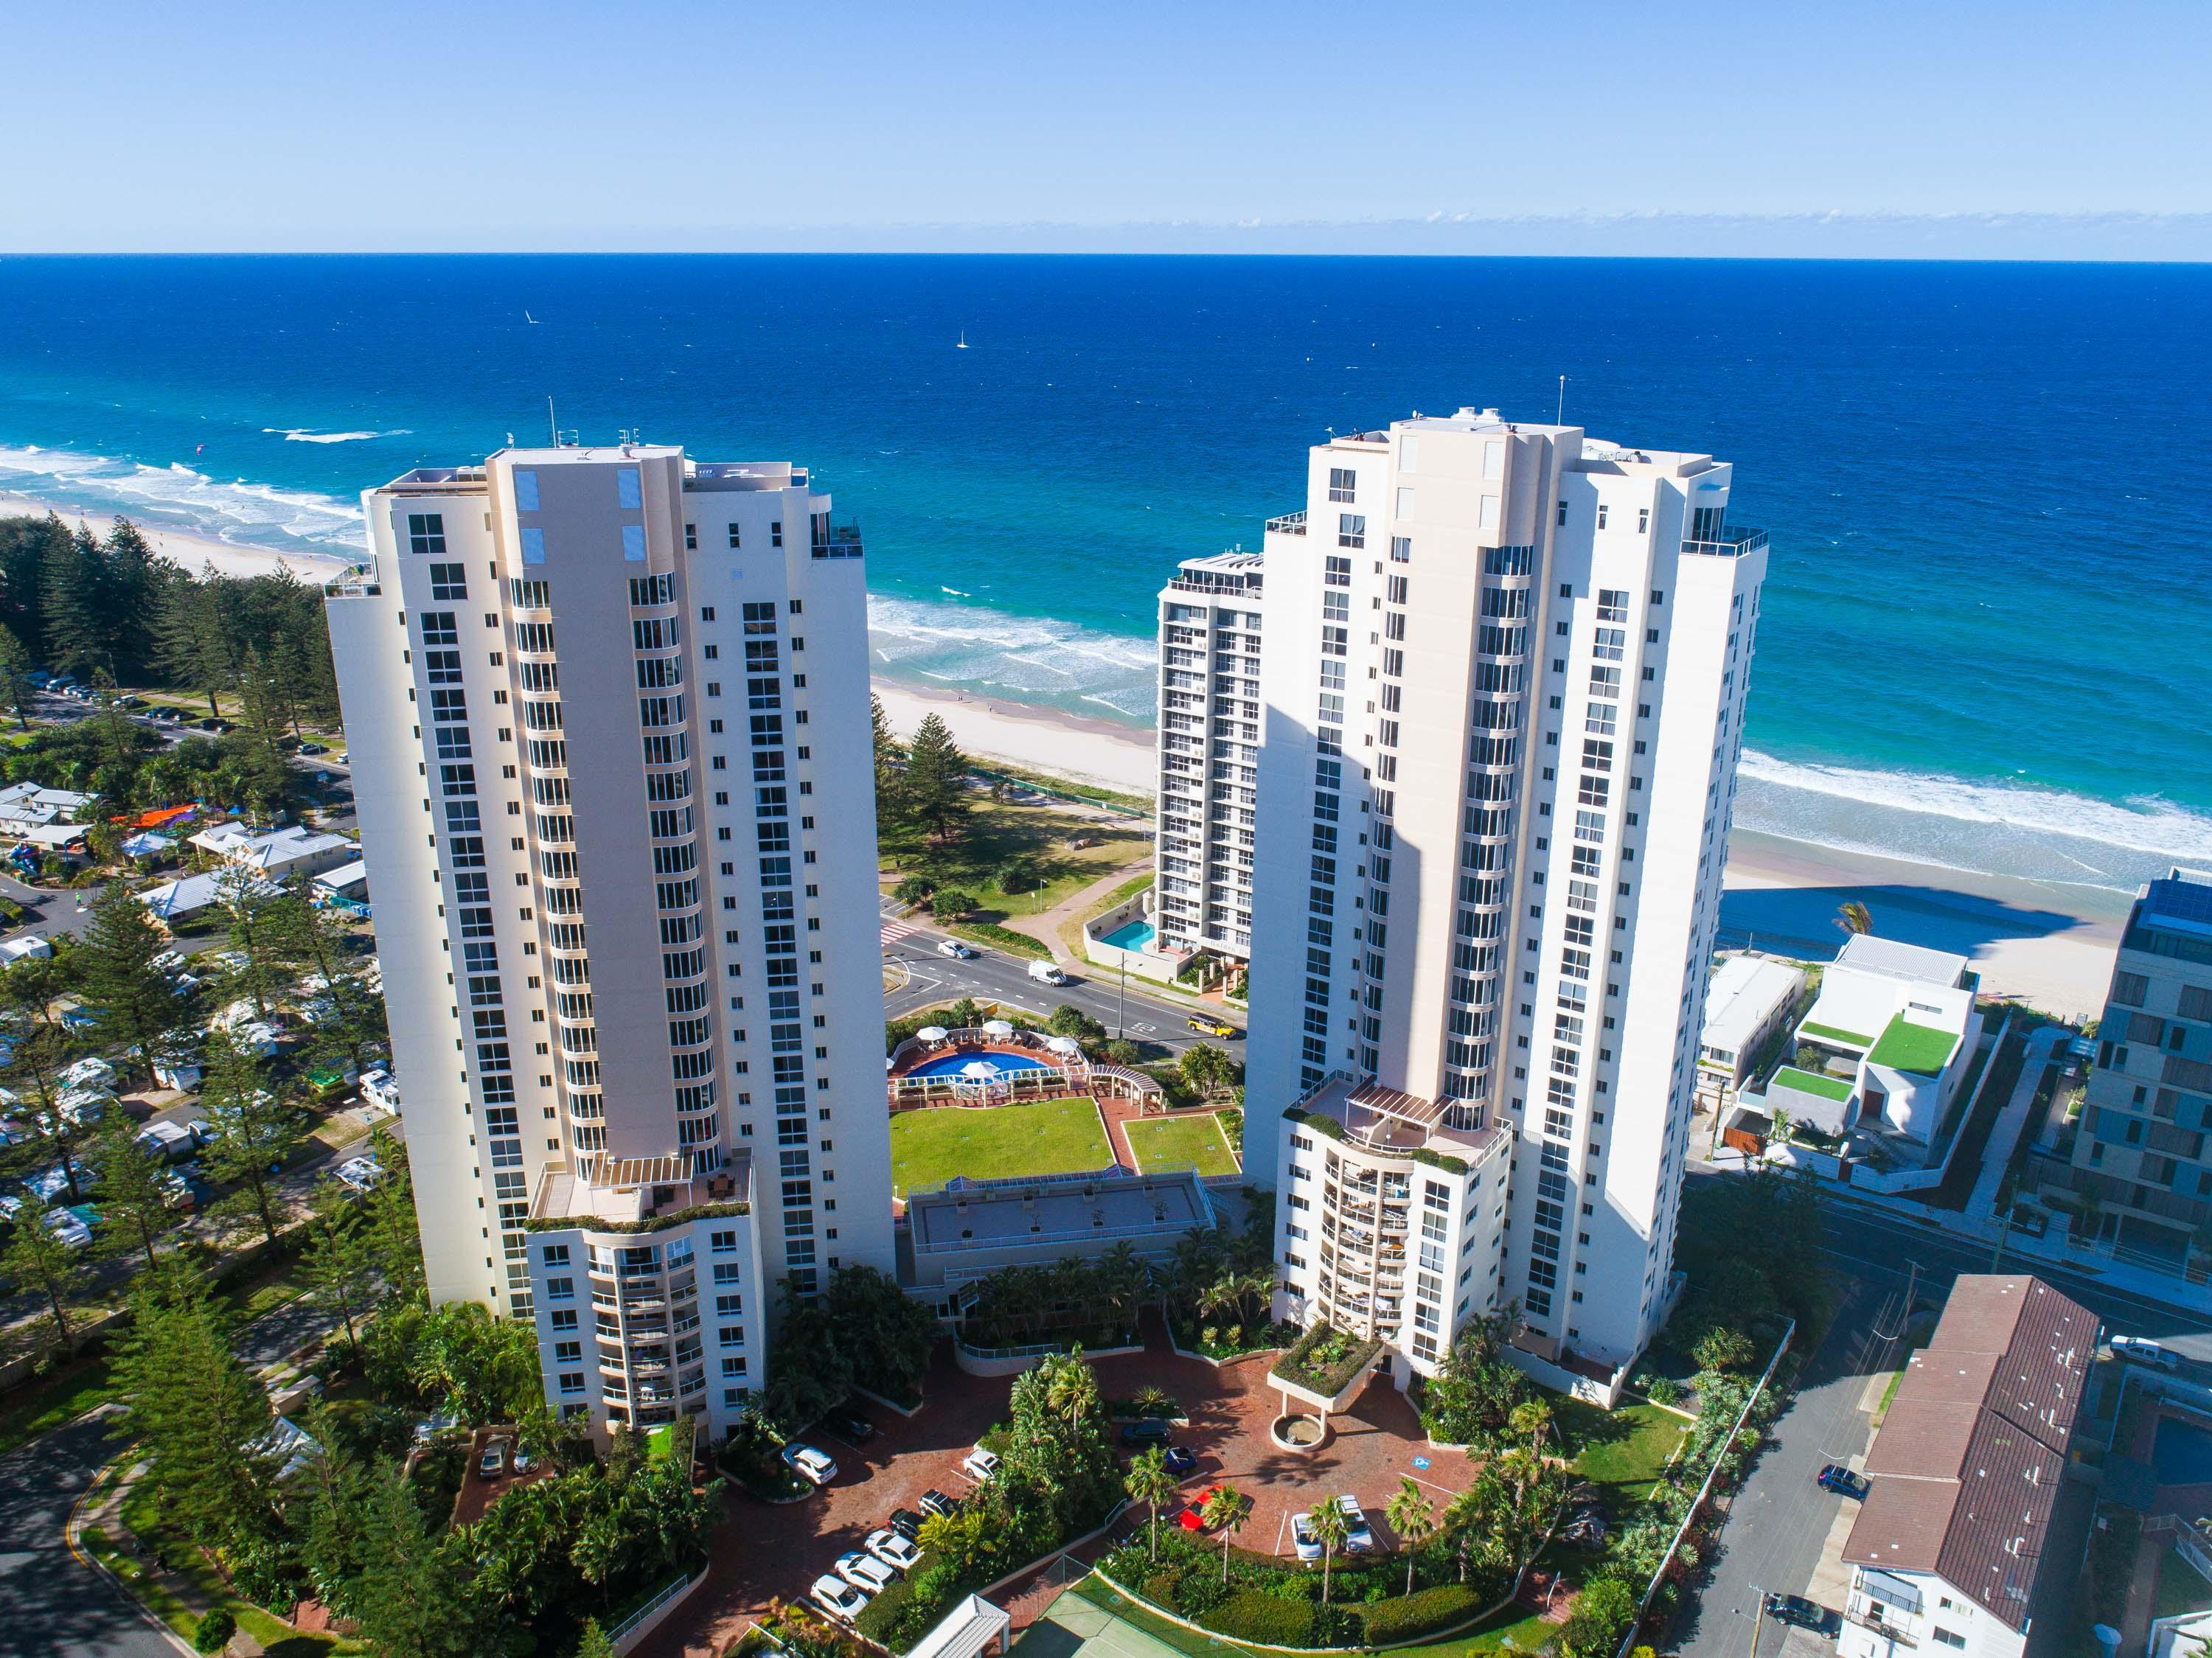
[1177,1485,1228,1531]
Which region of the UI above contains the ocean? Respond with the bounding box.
[2,254,2208,894]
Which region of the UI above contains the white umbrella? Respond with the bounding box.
[961,1061,998,1079]
[981,1019,1015,1038]
[1046,1035,1081,1056]
[917,1025,949,1042]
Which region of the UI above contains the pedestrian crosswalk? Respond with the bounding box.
[880,919,921,946]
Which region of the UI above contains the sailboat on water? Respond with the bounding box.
[956,330,968,349]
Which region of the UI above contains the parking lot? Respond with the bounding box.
[637,1323,1474,1658]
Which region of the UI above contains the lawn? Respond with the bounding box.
[2156,1548,2212,1622]
[890,1096,1113,1197]
[1125,1112,1240,1177]
[885,796,1151,923]
[1062,1573,1554,1658]
[1868,1012,1961,1075]
[119,1481,352,1656]
[1556,1399,1691,1508]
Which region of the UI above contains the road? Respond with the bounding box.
[880,900,1241,1059]
[0,1270,344,1658]
[1675,1170,2163,1658]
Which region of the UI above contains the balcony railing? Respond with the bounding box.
[1265,511,1307,536]
[1681,526,1768,558]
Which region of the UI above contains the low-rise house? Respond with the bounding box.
[1696,955,1807,1111]
[187,822,355,881]
[1773,934,1983,1143]
[0,783,94,832]
[1837,1275,2097,1658]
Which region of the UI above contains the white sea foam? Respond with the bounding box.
[0,442,364,557]
[263,427,411,444]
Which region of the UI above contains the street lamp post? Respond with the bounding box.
[1118,959,1127,1040]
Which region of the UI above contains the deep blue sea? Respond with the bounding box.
[2,254,2208,891]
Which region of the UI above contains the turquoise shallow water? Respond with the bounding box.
[2,254,2209,891]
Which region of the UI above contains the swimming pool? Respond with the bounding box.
[1101,918,1156,952]
[906,1048,1054,1080]
[2154,1417,2212,1485]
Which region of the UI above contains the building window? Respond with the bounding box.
[1933,1632,1966,1651]
[407,513,447,557]
[1328,467,1357,504]
[1338,514,1366,549]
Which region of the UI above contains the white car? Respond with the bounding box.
[935,938,974,959]
[1335,1494,1374,1552]
[835,1550,898,1595]
[782,1443,838,1485]
[334,1155,385,1193]
[960,1446,1001,1484]
[1290,1512,1322,1561]
[810,1575,869,1624]
[2112,1334,2183,1370]
[360,1068,401,1115]
[865,1528,921,1574]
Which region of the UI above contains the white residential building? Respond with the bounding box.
[1695,954,1808,1110]
[1154,551,1266,959]
[1245,407,1767,1380]
[1838,1275,2096,1658]
[325,443,893,1438]
[1781,933,1983,1143]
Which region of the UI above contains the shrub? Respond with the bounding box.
[1646,1376,1683,1406]
[1362,1582,1486,1643]
[1202,1589,1314,1645]
[192,1609,236,1654]
[1144,1569,1185,1610]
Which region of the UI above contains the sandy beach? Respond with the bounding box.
[871,683,2129,1017]
[0,492,355,585]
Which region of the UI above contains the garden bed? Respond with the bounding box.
[1270,1324,1384,1401]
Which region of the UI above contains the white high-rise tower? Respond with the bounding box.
[1241,408,1767,1382]
[327,444,893,1437]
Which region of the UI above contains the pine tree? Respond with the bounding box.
[100,518,159,682]
[573,1619,618,1658]
[3,1206,88,1356]
[271,882,384,1069]
[361,1126,428,1304]
[904,712,970,845]
[92,1114,175,1269]
[870,693,909,838]
[108,1255,279,1551]
[1,1020,97,1203]
[77,882,192,1088]
[198,1030,304,1246]
[301,1174,378,1354]
[350,1460,487,1658]
[150,569,234,717]
[39,524,101,678]
[0,621,35,728]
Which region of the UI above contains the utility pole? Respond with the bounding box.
[1747,1586,1765,1658]
[1117,959,1128,1040]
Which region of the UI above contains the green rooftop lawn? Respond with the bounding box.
[1800,1020,1874,1047]
[1124,1112,1240,1177]
[2156,1547,2212,1623]
[890,1095,1113,1198]
[1772,1065,1855,1102]
[1868,1011,1961,1076]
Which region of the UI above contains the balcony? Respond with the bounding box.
[1265,511,1307,536]
[1845,1610,1917,1647]
[1681,526,1768,559]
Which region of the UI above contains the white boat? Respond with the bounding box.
[956,330,968,349]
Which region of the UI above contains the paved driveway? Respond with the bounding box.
[636,1329,1471,1658]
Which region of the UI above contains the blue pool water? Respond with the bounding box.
[907,1048,1053,1080]
[2152,1418,2212,1485]
[1101,918,1156,952]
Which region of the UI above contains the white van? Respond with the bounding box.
[1028,961,1067,986]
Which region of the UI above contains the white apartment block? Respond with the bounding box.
[1155,551,1265,958]
[1245,407,1767,1379]
[326,443,893,1438]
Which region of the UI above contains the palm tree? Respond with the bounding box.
[1203,1484,1253,1584]
[1197,1271,1245,1328]
[1509,1398,1554,1460]
[1307,1499,1349,1606]
[1494,1446,1541,1525]
[1834,899,1873,937]
[1124,1446,1179,1563]
[1438,1485,1486,1583]
[1098,1241,1147,1326]
[1385,1478,1436,1596]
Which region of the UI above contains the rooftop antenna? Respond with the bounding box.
[547,397,558,446]
[1557,375,1566,426]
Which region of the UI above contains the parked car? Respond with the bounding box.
[961,1446,1001,1484]
[1163,1445,1200,1477]
[1335,1494,1374,1552]
[412,1411,462,1443]
[478,1438,509,1479]
[936,938,975,959]
[782,1443,838,1485]
[1120,1418,1172,1446]
[866,1528,922,1573]
[835,1550,897,1595]
[810,1575,869,1624]
[1028,961,1067,985]
[919,1488,961,1520]
[1177,1485,1228,1531]
[1817,1463,1871,1499]
[887,1507,927,1543]
[1290,1512,1322,1561]
[2112,1334,2183,1370]
[1186,1016,1237,1038]
[298,742,326,755]
[822,1402,875,1443]
[1764,1594,1832,1633]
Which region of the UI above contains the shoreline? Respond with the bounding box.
[0,492,355,584]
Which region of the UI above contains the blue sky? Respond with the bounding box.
[3,0,2206,253]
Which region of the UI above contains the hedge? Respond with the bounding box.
[1200,1589,1314,1645]
[522,1199,751,1235]
[1360,1581,1486,1643]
